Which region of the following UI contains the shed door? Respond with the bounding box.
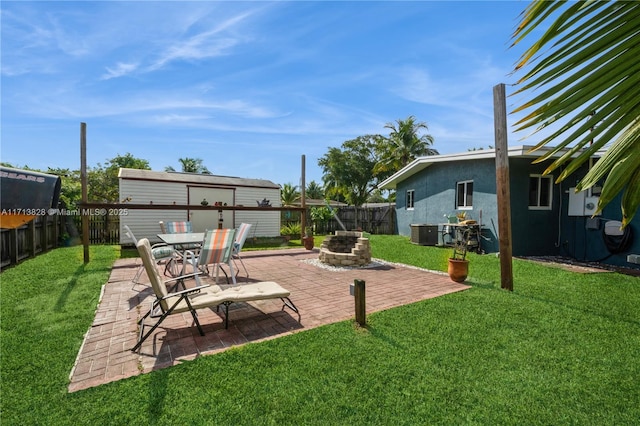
[188,186,234,232]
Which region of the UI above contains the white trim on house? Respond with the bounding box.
[378,145,605,190]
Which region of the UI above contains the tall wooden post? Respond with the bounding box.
[493,84,513,291]
[80,122,90,263]
[300,154,306,239]
[354,279,366,326]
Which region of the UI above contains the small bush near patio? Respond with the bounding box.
[1,236,639,424]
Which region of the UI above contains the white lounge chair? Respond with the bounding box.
[131,238,299,352]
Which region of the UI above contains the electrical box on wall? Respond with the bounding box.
[584,196,600,216]
[568,188,601,217]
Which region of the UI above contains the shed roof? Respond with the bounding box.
[288,198,348,207]
[378,145,605,190]
[118,168,280,189]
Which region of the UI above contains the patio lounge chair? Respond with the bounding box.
[131,237,299,352]
[124,225,176,284]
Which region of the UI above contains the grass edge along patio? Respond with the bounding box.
[2,235,639,425]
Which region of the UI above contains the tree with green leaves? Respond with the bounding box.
[374,115,438,181]
[46,168,81,210]
[89,153,151,202]
[511,0,640,226]
[367,189,387,203]
[305,180,324,200]
[319,135,379,207]
[280,183,300,206]
[309,206,332,234]
[165,158,210,174]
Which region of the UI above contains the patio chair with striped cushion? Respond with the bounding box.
[163,220,200,251]
[165,221,193,233]
[184,228,237,284]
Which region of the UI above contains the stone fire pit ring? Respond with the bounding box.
[319,231,372,267]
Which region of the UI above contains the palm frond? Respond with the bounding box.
[511,0,640,223]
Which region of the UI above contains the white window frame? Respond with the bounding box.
[456,180,473,210]
[406,189,415,210]
[528,174,553,210]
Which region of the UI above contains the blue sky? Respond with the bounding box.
[1,1,533,188]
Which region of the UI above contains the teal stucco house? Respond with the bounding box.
[378,145,639,271]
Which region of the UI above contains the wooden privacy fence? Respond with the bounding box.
[1,213,120,270]
[71,214,120,245]
[333,205,396,234]
[1,204,396,269]
[284,204,396,235]
[1,215,61,269]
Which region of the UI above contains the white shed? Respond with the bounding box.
[118,168,281,244]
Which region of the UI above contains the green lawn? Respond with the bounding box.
[1,236,639,425]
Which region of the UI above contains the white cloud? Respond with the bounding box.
[147,10,257,72]
[101,62,139,80]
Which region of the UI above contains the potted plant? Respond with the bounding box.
[448,231,470,283]
[302,227,314,250]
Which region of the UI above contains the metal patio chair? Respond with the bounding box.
[230,223,252,282]
[124,225,176,286]
[184,228,237,284]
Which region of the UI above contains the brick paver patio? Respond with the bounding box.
[68,248,469,392]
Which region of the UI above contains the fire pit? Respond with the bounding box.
[319,231,371,267]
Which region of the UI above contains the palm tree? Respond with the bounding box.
[305,180,324,200]
[280,183,300,207]
[165,158,210,174]
[374,116,438,179]
[511,0,640,226]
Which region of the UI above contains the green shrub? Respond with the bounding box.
[280,222,301,238]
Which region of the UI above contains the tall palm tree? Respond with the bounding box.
[165,158,210,174]
[305,180,324,200]
[374,116,438,179]
[511,0,640,226]
[280,183,300,207]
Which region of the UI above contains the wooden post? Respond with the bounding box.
[493,84,513,291]
[29,219,36,257]
[300,154,306,239]
[354,279,366,326]
[9,228,18,266]
[80,122,90,264]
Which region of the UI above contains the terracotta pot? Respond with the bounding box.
[303,236,314,250]
[448,258,469,283]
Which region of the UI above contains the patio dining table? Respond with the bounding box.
[157,232,205,248]
[157,232,205,278]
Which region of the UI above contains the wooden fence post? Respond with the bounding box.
[493,83,514,291]
[80,122,90,263]
[354,279,366,326]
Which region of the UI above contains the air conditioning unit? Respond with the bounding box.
[410,224,438,246]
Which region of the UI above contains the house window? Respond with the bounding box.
[406,189,415,210]
[456,180,473,209]
[529,174,553,210]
